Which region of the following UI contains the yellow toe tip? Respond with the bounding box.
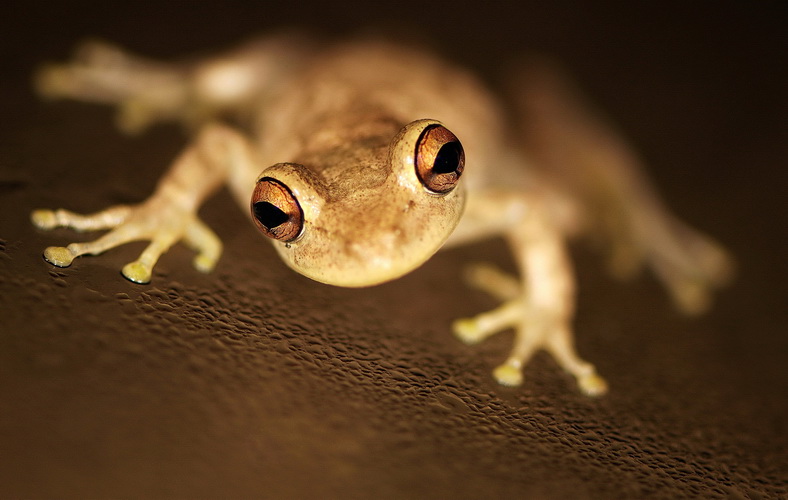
[579,374,609,397]
[122,262,151,284]
[43,246,74,267]
[493,364,523,387]
[193,254,217,274]
[452,319,482,345]
[31,209,57,230]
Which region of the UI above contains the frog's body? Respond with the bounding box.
[31,35,732,394]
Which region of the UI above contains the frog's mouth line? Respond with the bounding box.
[276,203,463,289]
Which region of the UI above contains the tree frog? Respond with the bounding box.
[30,35,732,395]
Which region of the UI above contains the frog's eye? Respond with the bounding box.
[414,124,465,194]
[250,177,304,242]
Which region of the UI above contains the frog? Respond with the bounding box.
[30,34,733,395]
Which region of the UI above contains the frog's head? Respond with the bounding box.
[250,119,466,287]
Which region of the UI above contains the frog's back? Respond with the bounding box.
[253,39,507,189]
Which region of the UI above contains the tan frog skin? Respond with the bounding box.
[30,34,732,395]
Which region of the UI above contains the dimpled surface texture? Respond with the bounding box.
[1,2,786,498]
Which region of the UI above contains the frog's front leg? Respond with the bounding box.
[449,191,608,396]
[32,198,221,284]
[32,123,257,283]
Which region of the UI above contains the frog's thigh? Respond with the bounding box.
[35,38,284,133]
[35,39,190,133]
[509,59,733,315]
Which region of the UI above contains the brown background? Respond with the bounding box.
[1,1,786,498]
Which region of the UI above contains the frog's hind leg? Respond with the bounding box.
[35,39,192,134]
[36,40,179,104]
[34,35,311,134]
[510,58,733,314]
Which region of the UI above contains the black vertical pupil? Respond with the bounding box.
[433,141,462,174]
[254,202,289,229]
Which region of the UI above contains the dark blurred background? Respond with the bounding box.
[1,1,786,498]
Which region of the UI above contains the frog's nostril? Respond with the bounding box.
[254,201,288,229]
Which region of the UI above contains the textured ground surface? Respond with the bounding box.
[1,2,786,499]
